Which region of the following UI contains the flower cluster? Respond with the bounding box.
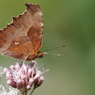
[3,61,45,94]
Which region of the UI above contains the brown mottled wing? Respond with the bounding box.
[27,3,43,54]
[0,3,43,61]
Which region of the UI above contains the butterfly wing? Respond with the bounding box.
[0,3,43,61]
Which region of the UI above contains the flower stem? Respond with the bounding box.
[30,88,35,95]
[25,91,27,95]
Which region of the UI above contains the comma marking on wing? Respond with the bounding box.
[15,42,19,45]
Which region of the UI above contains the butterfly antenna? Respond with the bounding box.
[43,45,65,52]
[47,53,63,56]
[41,45,65,57]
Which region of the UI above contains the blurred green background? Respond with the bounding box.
[0,0,95,95]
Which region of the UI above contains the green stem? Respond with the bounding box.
[25,91,27,95]
[30,88,36,95]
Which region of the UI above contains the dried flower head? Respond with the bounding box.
[3,61,48,94]
[0,67,5,79]
[0,85,18,95]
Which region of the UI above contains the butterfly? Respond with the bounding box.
[0,3,46,61]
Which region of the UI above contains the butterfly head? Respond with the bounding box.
[26,52,47,61]
[36,51,47,58]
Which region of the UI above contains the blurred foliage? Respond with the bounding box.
[0,0,95,95]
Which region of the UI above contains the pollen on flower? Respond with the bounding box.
[3,61,48,94]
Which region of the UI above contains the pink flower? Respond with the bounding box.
[3,61,47,94]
